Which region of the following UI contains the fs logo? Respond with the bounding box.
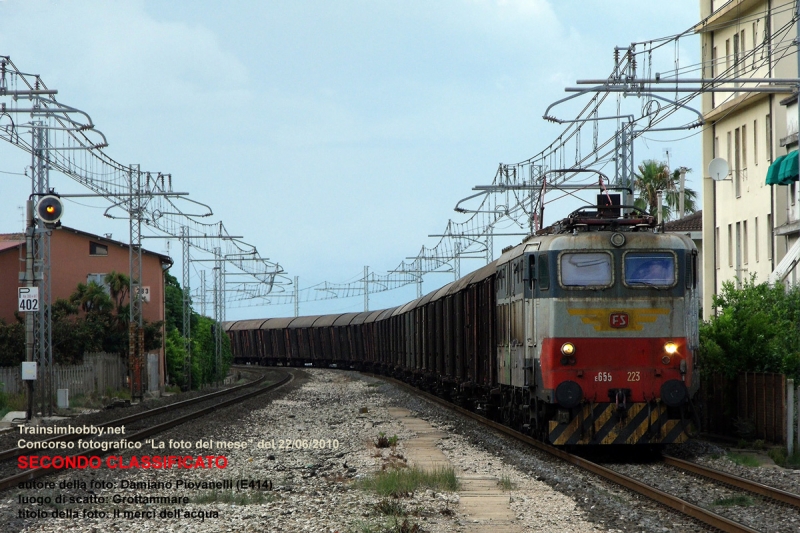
[609,312,629,328]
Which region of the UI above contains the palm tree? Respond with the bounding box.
[633,160,698,221]
[104,271,130,313]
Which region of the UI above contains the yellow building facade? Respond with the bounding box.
[698,0,800,318]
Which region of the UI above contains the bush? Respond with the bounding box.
[700,277,800,380]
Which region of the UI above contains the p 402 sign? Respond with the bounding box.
[18,287,39,312]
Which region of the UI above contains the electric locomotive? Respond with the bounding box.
[494,205,699,445]
[227,204,699,447]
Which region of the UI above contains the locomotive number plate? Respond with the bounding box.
[609,312,629,328]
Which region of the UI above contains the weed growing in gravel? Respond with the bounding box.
[192,490,271,505]
[359,466,459,496]
[349,518,421,533]
[727,452,761,467]
[768,447,787,466]
[713,495,754,507]
[374,498,407,516]
[375,432,400,448]
[497,474,516,491]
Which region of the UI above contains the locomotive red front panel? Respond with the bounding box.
[539,336,693,402]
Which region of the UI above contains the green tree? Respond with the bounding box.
[161,271,228,390]
[0,318,24,366]
[104,271,129,314]
[700,277,800,381]
[633,160,698,221]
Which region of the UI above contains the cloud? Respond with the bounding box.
[0,0,249,110]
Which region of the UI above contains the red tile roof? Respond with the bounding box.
[664,210,702,232]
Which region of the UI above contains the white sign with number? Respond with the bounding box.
[134,286,151,303]
[18,287,39,312]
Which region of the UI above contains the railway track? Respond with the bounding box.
[0,366,293,492]
[376,374,800,533]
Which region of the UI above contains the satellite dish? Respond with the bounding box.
[708,157,730,181]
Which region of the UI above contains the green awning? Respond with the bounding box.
[778,150,799,185]
[766,154,787,185]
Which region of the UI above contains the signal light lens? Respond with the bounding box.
[664,342,678,355]
[36,195,64,228]
[561,342,575,356]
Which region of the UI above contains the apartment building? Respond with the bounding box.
[698,0,800,319]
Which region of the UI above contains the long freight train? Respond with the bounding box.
[226,206,700,446]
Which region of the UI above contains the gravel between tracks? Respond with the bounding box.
[2,368,797,532]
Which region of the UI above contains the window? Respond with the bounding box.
[538,254,550,290]
[742,124,747,169]
[725,39,730,72]
[767,214,773,260]
[90,242,108,256]
[727,131,732,167]
[86,273,110,295]
[714,136,719,158]
[559,252,613,288]
[743,220,749,265]
[754,119,758,165]
[712,46,717,77]
[728,224,733,267]
[755,217,759,262]
[715,227,720,268]
[766,114,772,163]
[752,22,757,70]
[624,252,676,287]
[734,127,741,197]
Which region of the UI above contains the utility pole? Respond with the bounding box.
[31,121,54,417]
[181,226,192,391]
[293,276,299,318]
[128,165,145,401]
[363,266,369,312]
[679,167,686,219]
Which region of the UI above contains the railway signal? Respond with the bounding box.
[35,194,64,229]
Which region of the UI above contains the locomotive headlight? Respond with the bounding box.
[664,342,678,355]
[561,342,575,356]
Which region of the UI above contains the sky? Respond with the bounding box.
[0,0,705,320]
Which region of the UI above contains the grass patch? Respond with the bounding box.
[713,495,754,507]
[374,498,407,516]
[768,448,787,466]
[359,466,459,497]
[727,453,761,467]
[191,490,271,505]
[1,392,26,412]
[349,518,421,533]
[497,474,516,491]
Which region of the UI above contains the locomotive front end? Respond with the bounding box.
[526,230,699,445]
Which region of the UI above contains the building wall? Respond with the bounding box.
[700,0,799,318]
[0,229,168,358]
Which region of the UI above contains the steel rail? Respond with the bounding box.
[663,454,800,508]
[0,366,267,463]
[375,375,761,533]
[0,369,293,492]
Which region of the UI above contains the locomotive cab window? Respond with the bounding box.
[623,252,676,288]
[538,254,550,290]
[559,252,613,288]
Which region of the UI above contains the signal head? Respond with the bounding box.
[36,195,64,228]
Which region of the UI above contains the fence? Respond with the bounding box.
[0,353,127,397]
[701,372,786,444]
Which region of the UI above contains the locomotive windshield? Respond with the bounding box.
[560,252,613,287]
[624,252,676,287]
